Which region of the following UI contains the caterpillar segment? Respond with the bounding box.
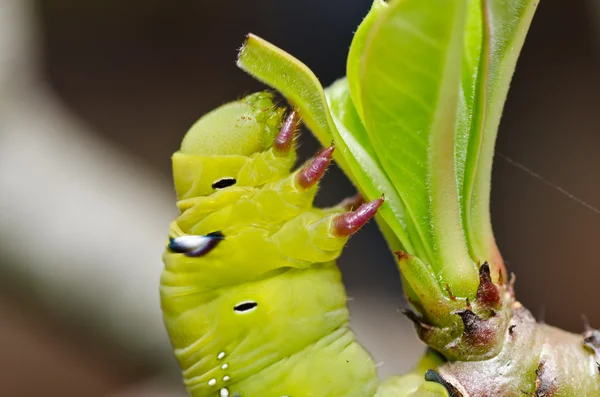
[160,93,449,397]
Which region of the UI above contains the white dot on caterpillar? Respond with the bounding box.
[220,388,229,397]
[223,375,230,382]
[208,378,217,386]
[221,363,228,370]
[218,352,226,360]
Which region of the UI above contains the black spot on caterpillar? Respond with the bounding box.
[212,177,237,190]
[233,301,258,313]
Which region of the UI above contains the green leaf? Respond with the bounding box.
[465,0,539,274]
[346,0,388,122]
[236,34,341,166]
[325,78,416,254]
[360,0,478,296]
[455,0,484,263]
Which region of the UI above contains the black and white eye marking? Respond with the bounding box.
[212,177,237,190]
[233,301,258,314]
[168,231,224,257]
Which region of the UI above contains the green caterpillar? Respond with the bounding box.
[160,93,449,397]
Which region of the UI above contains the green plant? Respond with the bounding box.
[161,0,600,395]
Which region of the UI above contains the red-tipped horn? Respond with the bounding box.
[274,110,300,154]
[331,196,384,237]
[296,145,334,189]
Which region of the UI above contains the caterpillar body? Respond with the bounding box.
[160,93,444,397]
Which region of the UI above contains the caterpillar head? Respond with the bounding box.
[173,92,298,200]
[181,92,283,157]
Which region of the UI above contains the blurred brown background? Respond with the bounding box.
[0,0,598,395]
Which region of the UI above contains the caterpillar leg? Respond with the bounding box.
[163,197,384,291]
[272,109,300,154]
[272,197,384,263]
[247,144,336,225]
[180,143,336,236]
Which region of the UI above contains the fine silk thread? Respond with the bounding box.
[497,152,600,217]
